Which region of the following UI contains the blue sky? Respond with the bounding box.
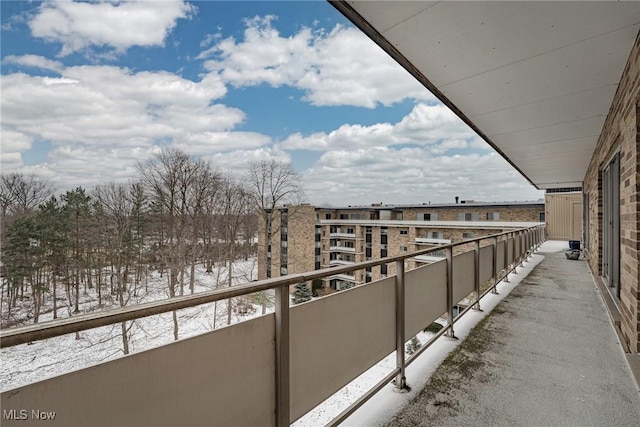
[1,0,544,206]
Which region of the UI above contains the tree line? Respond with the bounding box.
[1,149,304,348]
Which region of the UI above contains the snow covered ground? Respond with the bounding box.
[1,259,263,390]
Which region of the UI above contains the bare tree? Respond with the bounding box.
[0,173,55,219]
[138,148,219,340]
[219,176,251,324]
[93,182,147,354]
[245,160,305,314]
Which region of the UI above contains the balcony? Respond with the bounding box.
[329,245,356,253]
[329,259,355,266]
[329,232,356,239]
[415,237,451,245]
[414,254,446,264]
[2,226,563,426]
[330,273,357,282]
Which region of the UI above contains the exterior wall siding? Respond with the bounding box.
[584,32,640,353]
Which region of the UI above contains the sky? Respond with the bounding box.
[1,0,545,206]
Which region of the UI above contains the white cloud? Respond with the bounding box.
[202,17,434,108]
[301,147,543,206]
[279,103,477,151]
[28,0,194,57]
[1,64,273,192]
[3,54,64,73]
[205,147,292,177]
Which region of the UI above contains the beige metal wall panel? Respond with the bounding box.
[289,277,396,421]
[497,240,506,271]
[545,193,582,240]
[479,245,494,284]
[404,260,447,338]
[1,315,276,427]
[453,251,475,304]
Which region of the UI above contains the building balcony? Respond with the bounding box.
[329,245,356,253]
[329,232,356,239]
[414,254,446,264]
[330,273,357,282]
[2,225,639,426]
[415,237,451,245]
[328,259,355,266]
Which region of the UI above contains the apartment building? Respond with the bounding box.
[258,201,544,294]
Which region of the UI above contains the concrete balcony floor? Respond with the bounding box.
[345,242,640,426]
[388,243,640,426]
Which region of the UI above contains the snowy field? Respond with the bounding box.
[1,259,263,390]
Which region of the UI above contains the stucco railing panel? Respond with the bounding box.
[453,251,475,304]
[479,245,494,284]
[290,277,396,421]
[1,315,276,427]
[405,260,447,338]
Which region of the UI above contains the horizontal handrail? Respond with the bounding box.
[0,226,541,349]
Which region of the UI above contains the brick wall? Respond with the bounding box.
[584,32,640,353]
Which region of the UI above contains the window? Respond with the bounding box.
[463,232,473,239]
[315,233,321,242]
[340,214,348,220]
[381,249,388,257]
[366,226,372,233]
[381,234,388,244]
[539,212,545,222]
[394,212,403,220]
[315,262,321,270]
[365,233,372,243]
[346,227,355,234]
[344,241,354,248]
[400,246,408,251]
[381,264,388,275]
[486,212,500,221]
[325,213,331,220]
[381,227,388,234]
[365,247,372,257]
[419,212,438,221]
[315,247,321,256]
[400,229,408,235]
[429,231,442,239]
[457,212,479,221]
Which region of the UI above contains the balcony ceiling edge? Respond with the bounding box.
[329,1,640,190]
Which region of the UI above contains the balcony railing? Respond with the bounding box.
[1,225,544,427]
[329,259,355,266]
[415,237,451,244]
[329,245,356,253]
[329,232,357,238]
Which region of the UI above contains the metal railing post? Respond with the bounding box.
[492,236,499,294]
[394,260,407,390]
[445,247,457,339]
[473,240,482,310]
[503,234,510,282]
[275,285,290,427]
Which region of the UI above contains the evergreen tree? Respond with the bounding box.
[406,336,422,355]
[291,282,312,305]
